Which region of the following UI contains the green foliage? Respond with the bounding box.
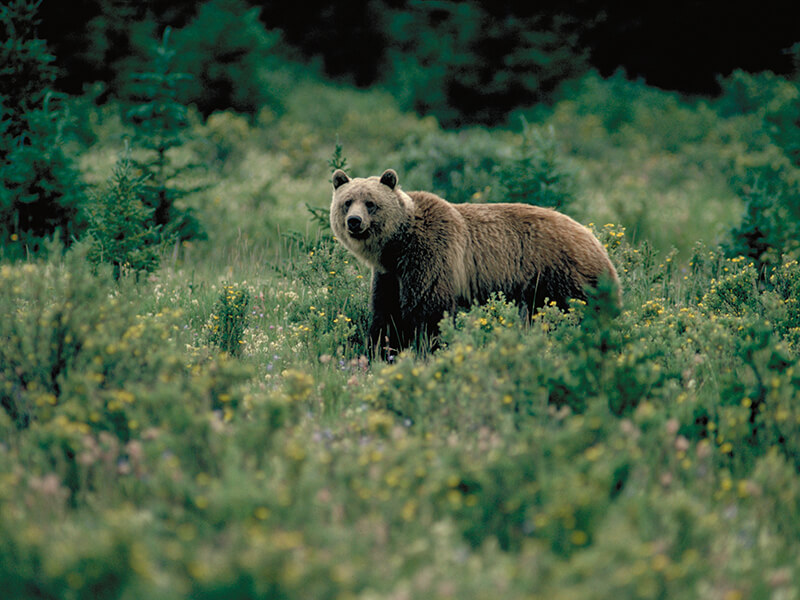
[381,1,589,126]
[206,282,250,356]
[701,257,759,316]
[305,141,349,230]
[726,161,800,270]
[125,27,203,241]
[544,277,668,417]
[327,139,348,173]
[716,70,800,269]
[0,0,56,138]
[0,0,86,255]
[0,248,252,436]
[393,128,504,204]
[85,151,163,279]
[492,121,577,209]
[439,292,522,348]
[276,233,371,362]
[392,123,577,209]
[543,71,721,151]
[269,81,437,179]
[169,0,298,117]
[764,259,800,350]
[717,69,800,167]
[196,110,253,168]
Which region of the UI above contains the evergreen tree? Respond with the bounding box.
[86,149,164,280]
[126,27,204,241]
[0,0,85,256]
[493,122,576,210]
[0,0,56,138]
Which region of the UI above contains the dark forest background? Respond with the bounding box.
[36,0,799,126]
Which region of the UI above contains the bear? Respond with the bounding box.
[330,168,620,356]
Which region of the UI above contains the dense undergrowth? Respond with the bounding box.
[3,29,800,597]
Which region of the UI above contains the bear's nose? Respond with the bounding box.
[347,215,362,231]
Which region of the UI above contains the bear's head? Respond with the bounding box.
[330,169,413,268]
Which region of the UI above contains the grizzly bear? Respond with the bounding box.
[330,168,619,355]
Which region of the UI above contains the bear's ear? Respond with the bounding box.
[332,169,350,189]
[380,169,398,190]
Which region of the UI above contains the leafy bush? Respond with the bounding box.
[701,257,760,316]
[764,259,800,350]
[392,128,504,204]
[394,124,577,209]
[715,70,800,270]
[196,110,254,169]
[726,167,800,270]
[717,69,800,167]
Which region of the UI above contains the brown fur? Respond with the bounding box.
[330,169,620,354]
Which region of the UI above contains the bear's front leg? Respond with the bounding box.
[399,278,456,353]
[368,271,403,358]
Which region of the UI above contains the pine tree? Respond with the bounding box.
[0,0,85,255]
[86,149,163,280]
[0,0,56,139]
[126,27,204,241]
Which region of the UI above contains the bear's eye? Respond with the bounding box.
[343,199,353,210]
[365,201,376,212]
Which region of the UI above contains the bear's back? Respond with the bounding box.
[406,191,617,307]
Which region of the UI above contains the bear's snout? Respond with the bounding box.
[347,215,364,233]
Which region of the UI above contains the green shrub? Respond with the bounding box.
[543,276,673,416]
[392,123,577,209]
[764,259,800,350]
[717,69,800,167]
[701,257,760,316]
[393,128,504,204]
[370,274,664,431]
[716,70,800,270]
[196,110,254,169]
[0,246,114,429]
[726,168,800,270]
[439,292,522,348]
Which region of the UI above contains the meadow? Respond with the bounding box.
[2,63,800,599]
